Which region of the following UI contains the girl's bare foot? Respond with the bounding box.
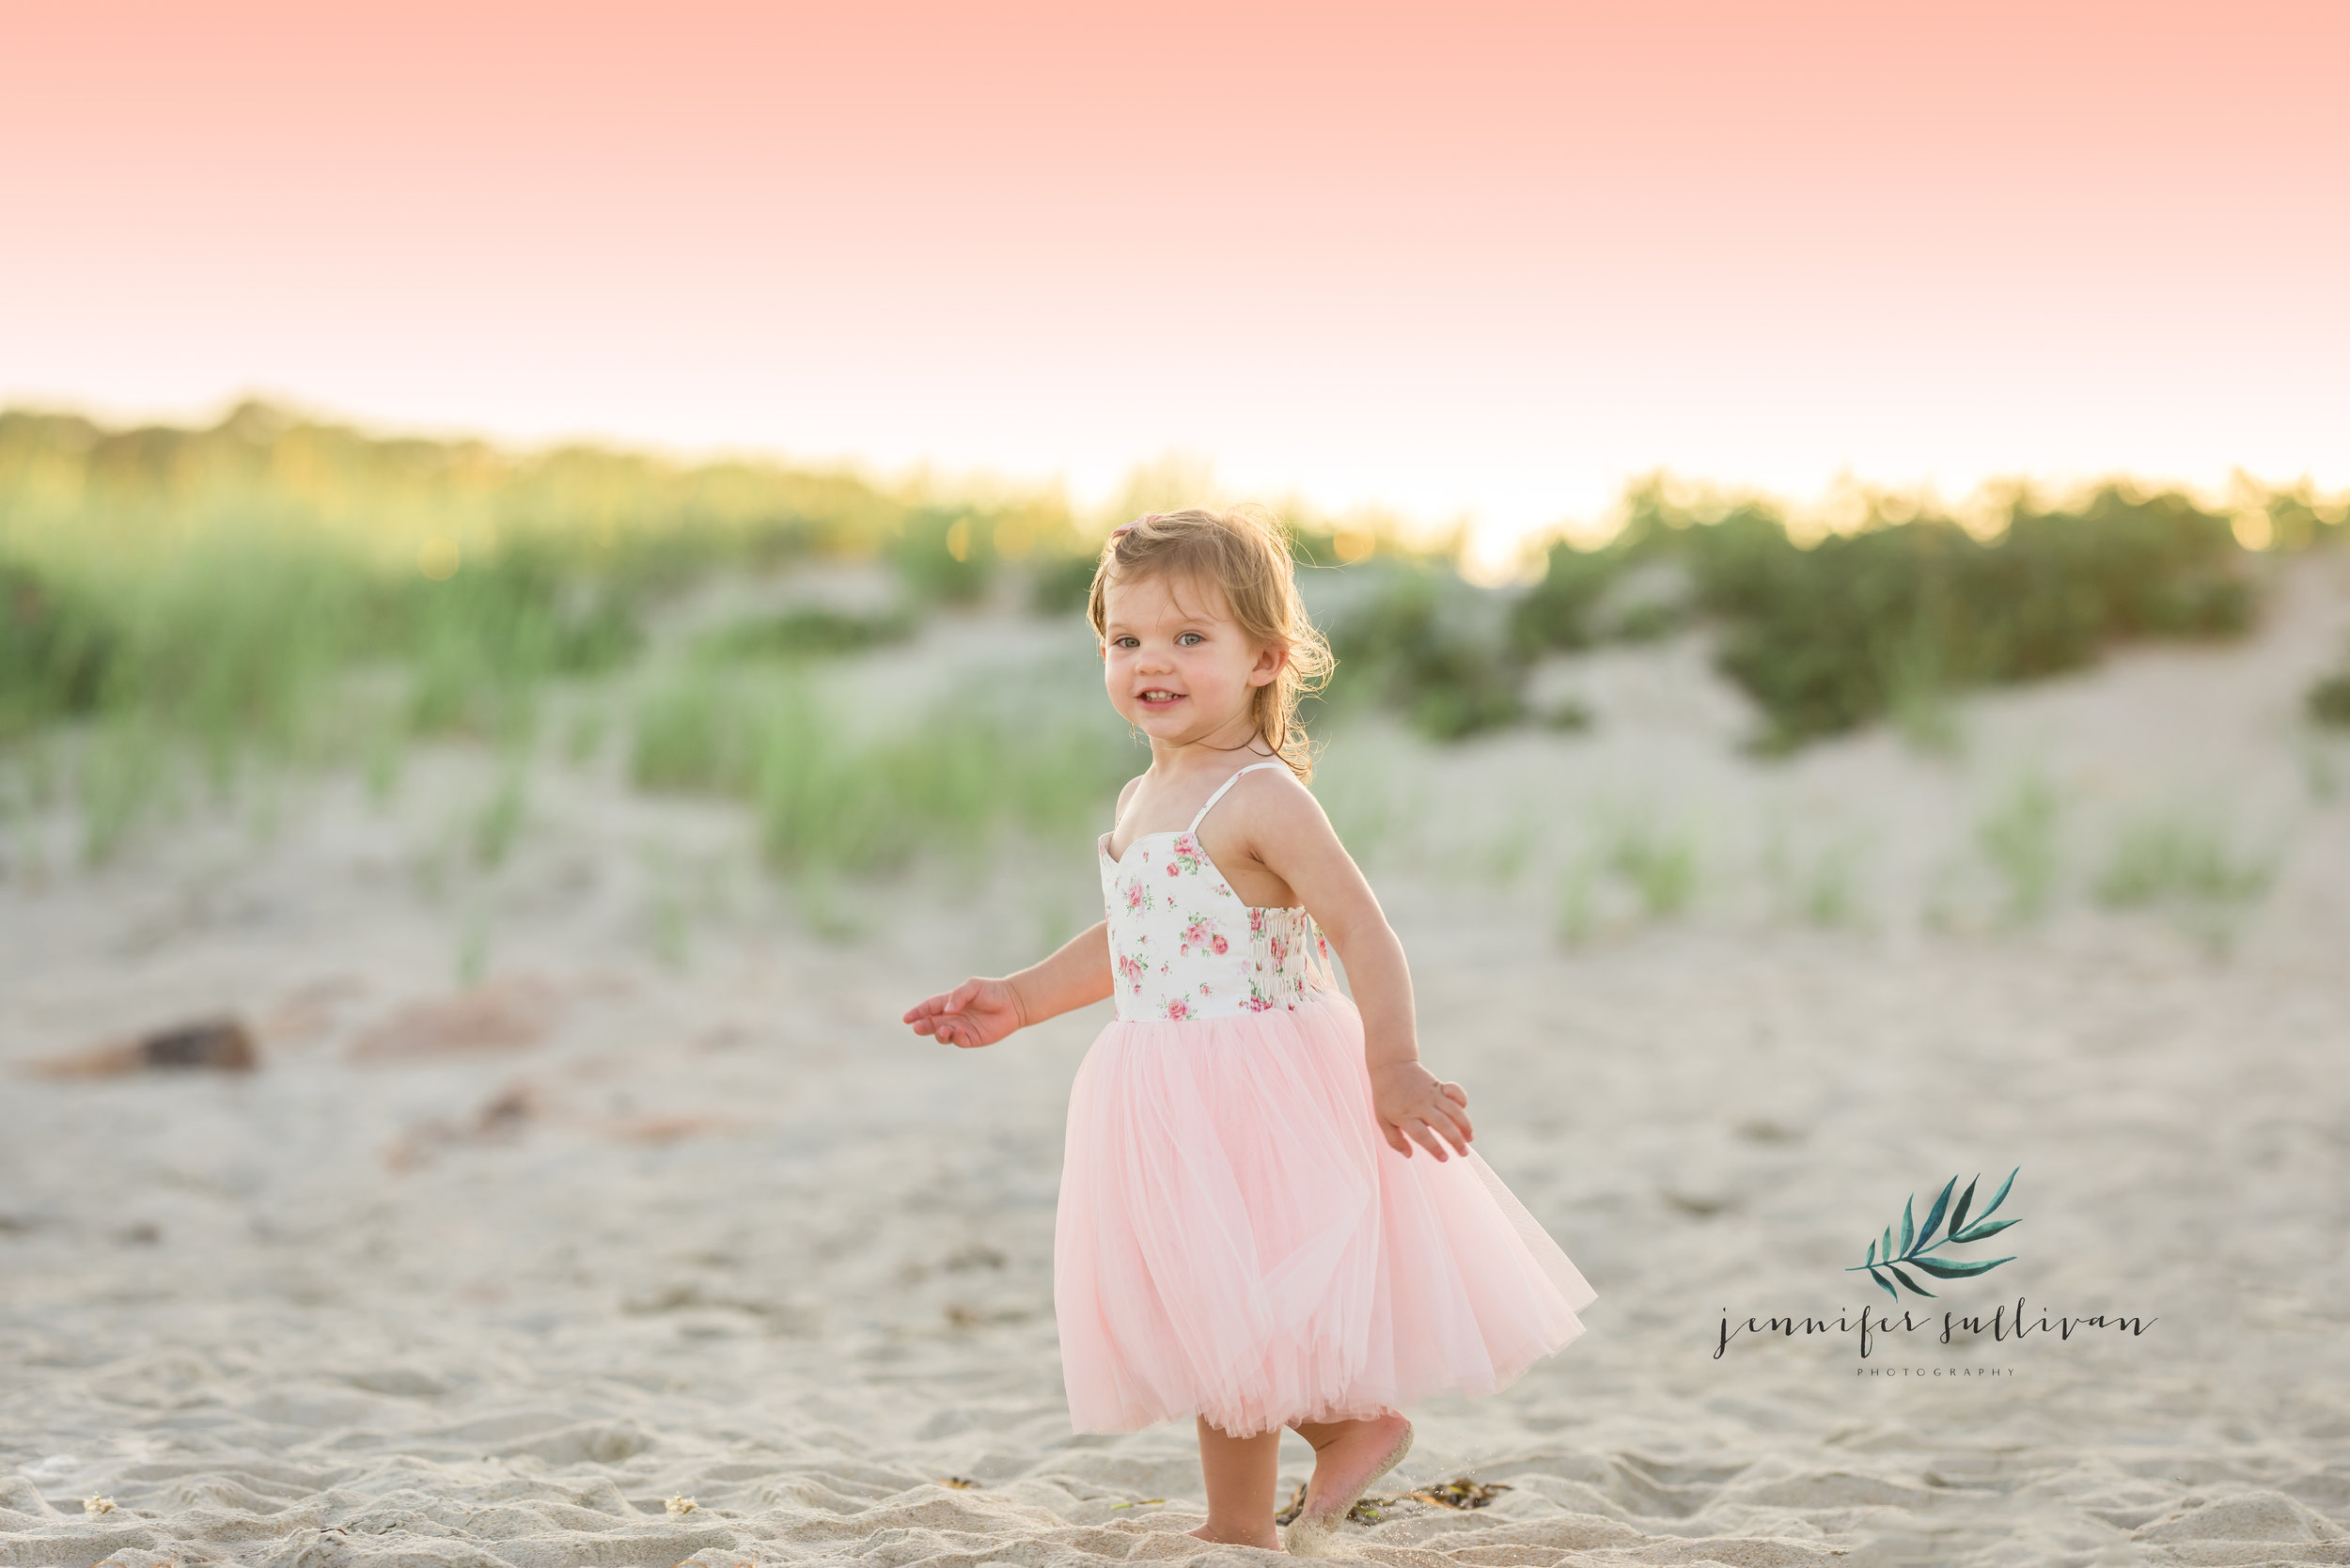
[1185,1521,1284,1550]
[1282,1412,1413,1557]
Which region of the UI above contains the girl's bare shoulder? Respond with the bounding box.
[1223,761,1333,841]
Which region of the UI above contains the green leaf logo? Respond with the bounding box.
[1851,1168,2020,1301]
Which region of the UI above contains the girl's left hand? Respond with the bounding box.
[1368,1061,1473,1160]
[902,976,1026,1049]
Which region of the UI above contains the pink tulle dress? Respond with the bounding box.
[1054,761,1596,1437]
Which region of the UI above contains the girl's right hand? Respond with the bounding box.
[902,977,1027,1049]
[1368,1060,1474,1160]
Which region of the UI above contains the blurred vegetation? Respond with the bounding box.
[0,402,1074,751]
[2093,806,2276,954]
[2309,629,2350,729]
[629,659,1131,875]
[1555,808,1704,945]
[2095,809,2273,909]
[1512,478,2332,750]
[2311,669,2350,729]
[1975,772,2065,927]
[1318,569,1525,740]
[697,604,916,661]
[4,401,2346,872]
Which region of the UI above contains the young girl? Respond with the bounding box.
[902,507,1593,1555]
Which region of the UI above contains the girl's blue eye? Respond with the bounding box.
[1114,636,1139,648]
[1177,632,1203,646]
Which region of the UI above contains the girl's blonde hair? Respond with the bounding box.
[1087,505,1336,779]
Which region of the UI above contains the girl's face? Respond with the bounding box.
[1100,571,1284,745]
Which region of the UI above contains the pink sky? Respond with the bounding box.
[6,0,2344,557]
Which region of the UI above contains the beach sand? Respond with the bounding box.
[5,559,2349,1567]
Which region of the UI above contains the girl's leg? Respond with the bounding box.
[1191,1416,1284,1549]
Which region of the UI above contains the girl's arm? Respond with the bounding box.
[904,775,1137,1050]
[1233,778,1475,1162]
[901,920,1114,1049]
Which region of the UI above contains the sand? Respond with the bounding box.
[5,557,2350,1568]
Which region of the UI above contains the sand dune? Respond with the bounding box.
[6,560,2350,1567]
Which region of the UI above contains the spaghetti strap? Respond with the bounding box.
[1187,760,1288,834]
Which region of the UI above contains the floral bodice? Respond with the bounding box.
[1098,762,1337,1023]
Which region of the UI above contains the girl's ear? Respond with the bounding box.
[1247,641,1289,689]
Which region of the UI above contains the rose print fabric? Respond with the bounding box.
[1097,763,1337,1022]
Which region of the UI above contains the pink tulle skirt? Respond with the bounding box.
[1053,987,1595,1437]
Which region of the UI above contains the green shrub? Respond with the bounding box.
[1324,570,1522,740]
[1515,481,2257,749]
[2309,666,2350,729]
[699,604,914,660]
[1030,549,1104,617]
[889,508,994,603]
[1512,539,1622,652]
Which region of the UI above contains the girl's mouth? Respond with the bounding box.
[1136,688,1185,710]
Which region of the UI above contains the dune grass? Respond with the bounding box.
[1555,807,1703,944]
[0,403,1092,856]
[2093,807,2276,953]
[629,656,1136,878]
[1605,815,1701,919]
[0,401,1078,740]
[2095,812,2273,908]
[1975,772,2065,927]
[1762,824,1867,929]
[0,403,1476,863]
[8,400,2346,891]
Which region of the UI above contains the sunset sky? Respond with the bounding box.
[6,1,2345,562]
